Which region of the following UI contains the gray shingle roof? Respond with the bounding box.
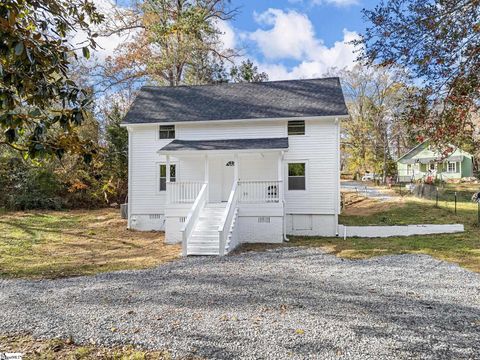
[159,138,289,152]
[123,78,348,124]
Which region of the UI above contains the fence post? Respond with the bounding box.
[435,188,439,208]
[478,201,480,227]
[454,192,457,215]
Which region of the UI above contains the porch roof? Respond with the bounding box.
[158,137,289,153]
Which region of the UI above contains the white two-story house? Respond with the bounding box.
[122,77,349,256]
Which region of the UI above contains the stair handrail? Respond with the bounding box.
[181,182,208,256]
[218,181,239,256]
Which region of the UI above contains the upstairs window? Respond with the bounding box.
[159,164,176,191]
[288,163,306,190]
[288,120,305,135]
[159,125,175,139]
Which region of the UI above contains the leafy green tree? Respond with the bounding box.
[0,0,104,158]
[334,65,411,181]
[230,60,269,83]
[357,0,480,147]
[102,104,129,205]
[103,0,237,87]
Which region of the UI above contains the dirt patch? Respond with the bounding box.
[342,193,406,216]
[0,334,181,360]
[0,209,181,279]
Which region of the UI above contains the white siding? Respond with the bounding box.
[129,125,169,215]
[284,118,337,214]
[176,120,286,140]
[127,117,340,235]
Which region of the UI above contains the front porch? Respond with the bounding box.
[159,138,288,256]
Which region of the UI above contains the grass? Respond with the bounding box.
[0,335,177,360]
[0,208,181,279]
[239,194,480,273]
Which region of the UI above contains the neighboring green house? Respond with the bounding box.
[397,141,474,182]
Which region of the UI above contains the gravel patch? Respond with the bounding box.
[0,248,479,359]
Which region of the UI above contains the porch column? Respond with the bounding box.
[234,153,239,182]
[204,154,209,200]
[166,155,171,204]
[278,151,284,202]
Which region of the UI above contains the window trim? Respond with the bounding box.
[447,161,457,173]
[159,125,175,140]
[157,162,177,193]
[287,161,307,191]
[287,120,306,136]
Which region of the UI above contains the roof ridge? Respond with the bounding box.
[140,77,341,91]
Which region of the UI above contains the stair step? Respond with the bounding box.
[187,251,220,256]
[205,203,227,208]
[192,230,218,236]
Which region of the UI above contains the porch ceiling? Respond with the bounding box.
[158,137,289,153]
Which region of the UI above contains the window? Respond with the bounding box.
[288,163,306,190]
[159,164,176,191]
[288,120,305,135]
[429,162,436,171]
[407,164,412,175]
[159,125,175,139]
[447,162,457,173]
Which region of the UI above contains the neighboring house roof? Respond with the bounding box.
[159,138,289,152]
[123,78,349,124]
[397,140,472,164]
[396,141,428,163]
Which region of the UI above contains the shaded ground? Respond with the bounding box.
[0,209,181,279]
[1,248,479,359]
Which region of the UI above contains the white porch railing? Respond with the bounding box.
[167,181,205,204]
[218,181,239,256]
[180,183,208,256]
[238,180,281,203]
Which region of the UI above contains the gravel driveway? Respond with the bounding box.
[1,248,479,359]
[342,180,395,201]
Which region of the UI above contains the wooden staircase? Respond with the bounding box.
[186,203,226,256]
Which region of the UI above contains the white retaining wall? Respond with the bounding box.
[338,224,464,238]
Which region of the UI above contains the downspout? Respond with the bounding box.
[283,199,289,242]
[279,150,289,242]
[335,117,340,236]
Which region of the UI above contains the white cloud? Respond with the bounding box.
[249,9,317,60]
[246,9,360,80]
[313,0,360,6]
[216,20,236,51]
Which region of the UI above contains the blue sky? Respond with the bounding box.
[220,0,381,79]
[104,0,381,80]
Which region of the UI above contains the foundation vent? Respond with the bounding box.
[149,214,163,220]
[179,217,186,223]
[258,216,271,223]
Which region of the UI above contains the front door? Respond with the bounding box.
[222,159,235,201]
[208,157,235,203]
